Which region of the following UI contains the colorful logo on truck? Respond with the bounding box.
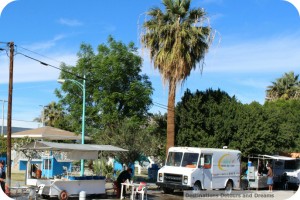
[218,154,236,171]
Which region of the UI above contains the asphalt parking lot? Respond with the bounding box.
[11,187,299,200]
[96,189,298,200]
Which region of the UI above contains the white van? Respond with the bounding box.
[157,147,241,193]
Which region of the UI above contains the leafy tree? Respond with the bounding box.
[55,36,154,165]
[0,136,7,155]
[264,100,300,153]
[141,0,214,152]
[43,101,66,127]
[94,116,159,165]
[266,71,300,101]
[175,88,300,157]
[231,102,271,156]
[176,89,240,148]
[56,36,153,135]
[33,102,68,130]
[148,113,167,162]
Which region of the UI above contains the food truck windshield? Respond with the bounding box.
[166,152,199,167]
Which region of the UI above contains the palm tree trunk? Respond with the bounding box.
[166,80,176,154]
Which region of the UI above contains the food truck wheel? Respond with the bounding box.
[58,190,69,200]
[162,187,174,194]
[225,181,233,194]
[41,194,50,199]
[193,182,202,191]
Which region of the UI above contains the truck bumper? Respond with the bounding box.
[156,182,192,190]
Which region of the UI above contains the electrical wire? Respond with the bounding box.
[5,42,175,113]
[153,102,175,113]
[17,52,85,80]
[1,42,83,79]
[16,45,63,64]
[153,101,169,109]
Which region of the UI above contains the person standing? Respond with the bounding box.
[267,164,273,192]
[0,160,6,192]
[116,168,133,198]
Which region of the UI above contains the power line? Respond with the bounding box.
[17,52,85,80]
[153,103,169,111]
[1,42,84,80]
[153,101,169,109]
[16,45,63,64]
[153,102,175,112]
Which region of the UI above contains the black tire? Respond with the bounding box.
[162,187,174,194]
[225,181,233,194]
[41,194,50,199]
[193,182,202,191]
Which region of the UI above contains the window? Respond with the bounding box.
[284,160,297,170]
[182,153,199,168]
[204,155,212,169]
[44,159,52,170]
[166,152,183,167]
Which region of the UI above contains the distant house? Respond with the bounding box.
[0,119,42,171]
[1,119,43,135]
[3,124,90,173]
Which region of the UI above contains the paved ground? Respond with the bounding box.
[10,188,298,200]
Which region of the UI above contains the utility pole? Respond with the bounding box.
[6,42,14,187]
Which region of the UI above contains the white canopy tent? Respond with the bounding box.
[20,141,127,160]
[259,155,297,161]
[7,126,91,141]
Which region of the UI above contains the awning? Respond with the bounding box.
[259,155,296,161]
[20,141,128,160]
[7,126,91,141]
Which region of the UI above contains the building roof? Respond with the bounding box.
[1,119,43,135]
[7,126,91,141]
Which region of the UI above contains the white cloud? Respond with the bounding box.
[202,34,300,74]
[21,35,66,51]
[140,33,300,77]
[0,52,77,84]
[235,78,270,89]
[58,18,83,27]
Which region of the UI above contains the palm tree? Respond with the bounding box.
[43,101,64,127]
[266,71,300,101]
[141,0,213,151]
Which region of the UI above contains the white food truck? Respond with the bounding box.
[157,147,241,193]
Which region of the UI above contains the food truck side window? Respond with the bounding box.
[204,155,212,169]
[199,154,212,169]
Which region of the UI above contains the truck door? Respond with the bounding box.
[201,154,213,189]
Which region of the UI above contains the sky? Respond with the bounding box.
[0,0,300,122]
